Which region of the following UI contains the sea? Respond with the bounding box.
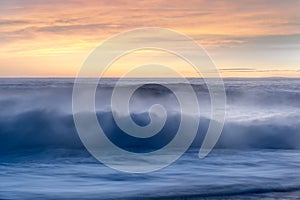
[0,78,299,199]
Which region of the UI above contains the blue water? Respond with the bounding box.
[0,78,300,199]
[1,149,300,199]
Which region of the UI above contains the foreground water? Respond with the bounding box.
[1,149,300,199]
[0,150,300,199]
[0,78,300,199]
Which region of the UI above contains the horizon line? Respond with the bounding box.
[0,76,299,79]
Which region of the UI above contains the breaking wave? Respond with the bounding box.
[0,78,299,152]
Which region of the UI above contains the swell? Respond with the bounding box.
[0,78,299,110]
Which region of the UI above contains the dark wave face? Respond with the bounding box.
[0,78,300,152]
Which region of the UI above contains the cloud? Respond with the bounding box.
[0,19,30,26]
[0,0,299,77]
[220,68,256,72]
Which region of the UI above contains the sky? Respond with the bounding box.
[0,0,300,77]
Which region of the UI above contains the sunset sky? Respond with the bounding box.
[1,0,300,77]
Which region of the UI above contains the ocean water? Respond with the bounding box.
[0,78,300,199]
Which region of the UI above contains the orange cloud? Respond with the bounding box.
[0,0,299,77]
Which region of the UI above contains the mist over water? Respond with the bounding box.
[0,78,299,152]
[1,78,300,199]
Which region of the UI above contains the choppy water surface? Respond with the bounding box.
[1,149,300,199]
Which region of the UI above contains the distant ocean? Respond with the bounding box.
[0,78,300,199]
